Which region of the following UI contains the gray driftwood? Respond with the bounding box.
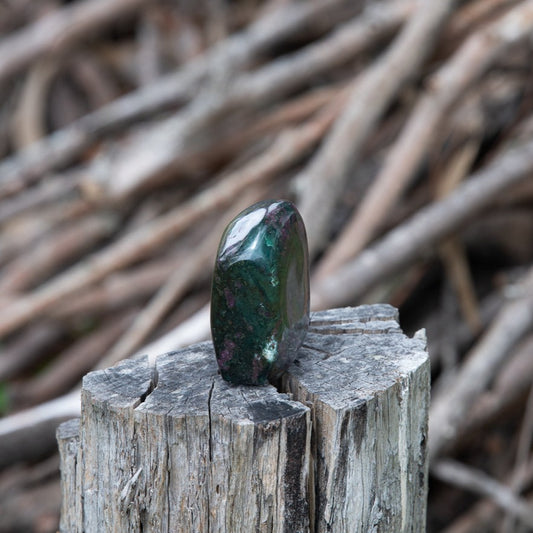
[57,305,429,532]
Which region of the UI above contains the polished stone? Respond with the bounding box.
[211,199,310,385]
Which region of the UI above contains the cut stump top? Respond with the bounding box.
[61,305,429,533]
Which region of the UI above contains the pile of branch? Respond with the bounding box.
[1,0,533,531]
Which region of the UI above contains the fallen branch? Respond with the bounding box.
[0,0,356,199]
[503,383,533,531]
[133,304,211,365]
[0,322,65,382]
[431,459,533,529]
[0,213,118,294]
[0,390,80,470]
[51,256,180,319]
[297,0,458,258]
[13,312,134,406]
[440,334,533,455]
[0,103,338,338]
[84,1,409,200]
[315,0,533,276]
[311,134,533,310]
[0,0,150,85]
[441,459,533,533]
[436,140,483,334]
[429,267,533,461]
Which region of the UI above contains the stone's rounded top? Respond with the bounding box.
[220,206,267,257]
[211,199,310,385]
[218,200,302,264]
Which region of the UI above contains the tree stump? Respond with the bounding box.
[57,305,429,532]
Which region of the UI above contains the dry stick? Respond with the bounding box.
[97,249,213,367]
[428,289,502,367]
[442,501,498,533]
[0,83,345,225]
[0,477,61,531]
[436,140,482,334]
[0,0,151,85]
[65,261,195,320]
[15,311,135,406]
[0,389,80,465]
[445,0,521,44]
[510,385,533,488]
[11,59,58,149]
[0,0,354,198]
[0,301,213,453]
[311,134,533,311]
[70,53,121,109]
[0,193,92,274]
[0,454,60,497]
[453,335,533,449]
[0,213,118,294]
[51,256,180,318]
[315,0,533,278]
[0,322,64,382]
[136,9,161,87]
[156,82,349,186]
[133,304,211,365]
[502,384,533,532]
[203,83,349,165]
[87,1,411,200]
[431,459,533,529]
[0,104,339,339]
[297,0,458,260]
[99,189,264,368]
[429,267,533,462]
[0,171,80,224]
[441,462,533,533]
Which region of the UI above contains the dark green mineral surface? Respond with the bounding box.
[211,199,310,385]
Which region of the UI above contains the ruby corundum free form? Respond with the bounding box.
[211,200,310,385]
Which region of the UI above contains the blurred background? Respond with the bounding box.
[1,0,533,531]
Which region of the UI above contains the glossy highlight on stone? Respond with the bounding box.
[211,199,310,385]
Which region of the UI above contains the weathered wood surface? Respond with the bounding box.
[57,304,429,532]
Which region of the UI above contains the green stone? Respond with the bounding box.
[211,199,310,385]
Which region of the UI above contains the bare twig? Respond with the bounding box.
[0,304,212,468]
[0,104,338,338]
[441,459,533,533]
[0,214,118,294]
[0,390,80,470]
[0,0,151,85]
[457,334,533,445]
[0,0,356,198]
[503,384,533,532]
[429,267,533,461]
[84,1,410,201]
[14,312,134,406]
[11,59,58,149]
[0,171,81,224]
[51,256,180,319]
[431,459,533,529]
[315,0,533,277]
[0,322,64,381]
[133,304,211,365]
[311,134,533,310]
[445,0,522,45]
[297,0,458,259]
[436,140,483,334]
